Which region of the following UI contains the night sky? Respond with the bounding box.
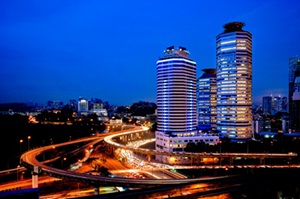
[1,0,299,106]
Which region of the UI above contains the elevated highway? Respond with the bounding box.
[103,127,298,159]
[20,125,298,191]
[20,126,236,189]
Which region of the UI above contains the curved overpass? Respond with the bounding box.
[20,126,235,188]
[104,127,298,159]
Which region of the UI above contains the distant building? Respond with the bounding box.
[47,100,64,109]
[292,76,300,130]
[253,117,264,134]
[197,68,217,131]
[262,96,272,115]
[155,46,219,164]
[90,101,107,116]
[273,96,283,113]
[69,99,77,110]
[282,96,288,112]
[262,95,287,115]
[216,22,253,139]
[289,56,300,131]
[78,97,89,115]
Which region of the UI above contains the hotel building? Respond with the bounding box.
[155,46,219,164]
[216,22,253,139]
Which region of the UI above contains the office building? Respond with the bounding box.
[155,46,219,164]
[78,97,89,115]
[216,22,253,139]
[262,96,272,115]
[197,68,217,131]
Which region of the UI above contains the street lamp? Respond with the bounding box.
[19,139,23,156]
[27,136,31,151]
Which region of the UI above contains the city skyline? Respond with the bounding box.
[1,0,300,106]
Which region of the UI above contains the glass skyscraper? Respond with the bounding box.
[197,68,217,131]
[216,22,253,139]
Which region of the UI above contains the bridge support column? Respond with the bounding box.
[147,155,151,162]
[94,186,100,195]
[32,173,38,188]
[31,166,40,188]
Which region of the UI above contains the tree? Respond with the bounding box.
[185,142,197,152]
[196,141,206,152]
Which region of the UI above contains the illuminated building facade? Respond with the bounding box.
[155,46,219,164]
[156,46,197,134]
[216,22,253,139]
[197,68,217,131]
[78,97,89,115]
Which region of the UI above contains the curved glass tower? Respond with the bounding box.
[197,68,217,131]
[216,22,253,139]
[155,47,220,164]
[156,46,197,134]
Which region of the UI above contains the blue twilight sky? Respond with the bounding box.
[0,0,300,106]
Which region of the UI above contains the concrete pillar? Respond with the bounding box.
[32,166,40,188]
[94,187,100,195]
[32,174,38,188]
[147,155,151,162]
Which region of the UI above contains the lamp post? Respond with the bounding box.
[27,136,31,151]
[19,139,23,157]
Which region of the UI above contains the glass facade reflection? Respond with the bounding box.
[197,68,217,131]
[216,22,253,139]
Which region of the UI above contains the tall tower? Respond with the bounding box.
[216,22,253,139]
[197,68,217,131]
[155,47,219,164]
[156,46,197,134]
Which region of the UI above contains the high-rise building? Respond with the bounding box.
[282,96,288,112]
[156,46,197,134]
[78,97,89,114]
[262,96,272,115]
[155,46,219,164]
[272,96,283,113]
[292,76,300,131]
[288,56,300,131]
[197,68,217,131]
[216,22,253,139]
[262,95,286,115]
